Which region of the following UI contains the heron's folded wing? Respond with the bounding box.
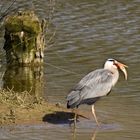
[74,69,114,99]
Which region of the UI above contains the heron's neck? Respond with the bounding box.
[105,67,119,86]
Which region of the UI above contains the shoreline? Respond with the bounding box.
[0,89,90,126]
[0,101,69,125]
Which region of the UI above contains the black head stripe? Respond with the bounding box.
[107,58,115,62]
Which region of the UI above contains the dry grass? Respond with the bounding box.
[0,88,44,109]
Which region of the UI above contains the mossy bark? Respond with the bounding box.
[4,11,46,66]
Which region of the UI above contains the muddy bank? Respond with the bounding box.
[0,89,89,126]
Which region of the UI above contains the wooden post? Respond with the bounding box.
[4,11,46,66]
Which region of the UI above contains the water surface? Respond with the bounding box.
[0,0,140,139]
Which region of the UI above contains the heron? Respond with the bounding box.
[66,58,128,126]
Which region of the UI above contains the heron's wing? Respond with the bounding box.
[71,69,114,99]
[66,69,115,108]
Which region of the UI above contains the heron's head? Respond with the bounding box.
[104,58,128,80]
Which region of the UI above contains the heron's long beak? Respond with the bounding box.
[116,61,128,80]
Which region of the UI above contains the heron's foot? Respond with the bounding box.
[69,116,79,122]
[95,121,100,127]
[69,115,79,126]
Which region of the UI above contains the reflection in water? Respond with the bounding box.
[71,124,99,140]
[3,66,44,96]
[42,110,100,140]
[91,128,98,140]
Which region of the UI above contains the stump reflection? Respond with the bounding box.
[3,66,44,96]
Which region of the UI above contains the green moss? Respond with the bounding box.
[23,20,41,34]
[5,17,23,32]
[4,11,45,65]
[5,11,41,34]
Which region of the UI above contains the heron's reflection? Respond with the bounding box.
[91,127,98,140]
[70,122,99,140]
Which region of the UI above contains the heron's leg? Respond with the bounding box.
[73,107,79,126]
[74,111,77,127]
[91,105,99,126]
[69,108,78,126]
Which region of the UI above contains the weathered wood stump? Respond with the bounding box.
[4,11,46,66]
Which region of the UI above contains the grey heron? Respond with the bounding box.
[66,58,128,125]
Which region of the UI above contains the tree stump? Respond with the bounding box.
[4,11,46,66]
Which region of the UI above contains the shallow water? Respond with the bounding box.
[0,0,140,139]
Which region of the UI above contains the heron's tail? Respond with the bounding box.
[67,102,71,109]
[66,91,81,109]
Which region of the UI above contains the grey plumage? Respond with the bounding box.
[67,69,114,108]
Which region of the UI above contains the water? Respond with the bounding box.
[0,0,140,139]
